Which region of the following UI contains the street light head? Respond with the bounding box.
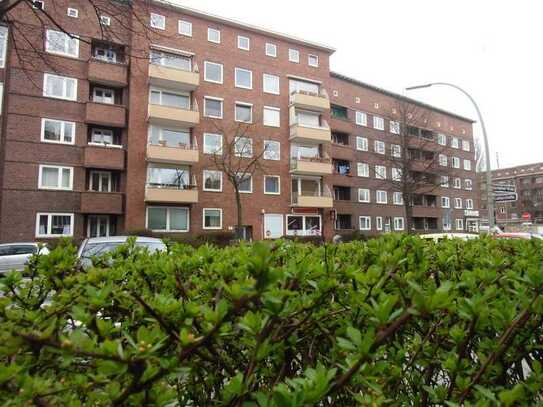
[405,84,433,91]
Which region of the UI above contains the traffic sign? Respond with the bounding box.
[492,184,516,193]
[494,193,517,202]
[522,212,532,220]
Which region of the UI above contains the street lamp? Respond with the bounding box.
[405,82,494,230]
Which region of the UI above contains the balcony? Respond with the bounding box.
[88,59,128,87]
[145,184,198,204]
[148,101,200,128]
[148,63,199,91]
[86,102,126,127]
[291,185,333,208]
[84,145,125,170]
[290,121,331,144]
[80,192,123,214]
[290,89,330,112]
[146,142,199,165]
[290,158,333,176]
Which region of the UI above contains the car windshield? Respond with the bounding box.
[81,241,165,258]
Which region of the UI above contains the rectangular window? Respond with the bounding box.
[150,49,191,71]
[376,190,387,204]
[374,140,385,154]
[441,176,449,188]
[289,79,319,95]
[264,175,280,194]
[451,137,459,149]
[203,170,222,192]
[235,102,252,123]
[263,73,280,95]
[359,216,371,231]
[0,26,7,68]
[203,208,222,229]
[93,44,117,63]
[150,13,165,30]
[462,140,470,151]
[203,97,223,118]
[464,160,472,171]
[355,111,367,126]
[466,199,474,209]
[89,170,114,192]
[207,27,221,43]
[90,128,119,146]
[203,133,222,154]
[437,133,446,146]
[263,106,280,127]
[286,215,321,236]
[235,67,253,89]
[1,82,4,114]
[454,197,463,209]
[148,126,190,148]
[465,179,473,190]
[356,136,368,151]
[390,121,400,134]
[375,165,386,179]
[264,140,280,160]
[147,207,189,232]
[376,216,383,231]
[393,192,403,205]
[443,217,452,231]
[357,162,369,177]
[265,43,277,57]
[234,137,253,157]
[456,219,464,230]
[178,20,192,36]
[452,157,460,168]
[236,174,252,193]
[373,116,385,130]
[38,165,73,190]
[43,73,77,101]
[288,48,299,63]
[93,87,115,104]
[392,168,402,181]
[392,144,401,158]
[438,154,448,167]
[150,88,190,109]
[358,188,370,203]
[147,164,190,188]
[36,213,74,237]
[308,54,319,67]
[237,35,250,50]
[45,29,79,58]
[453,177,461,189]
[41,118,75,144]
[393,217,404,231]
[441,196,450,208]
[204,61,223,84]
[67,7,78,17]
[100,16,111,26]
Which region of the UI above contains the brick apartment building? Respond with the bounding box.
[479,162,543,228]
[0,0,479,242]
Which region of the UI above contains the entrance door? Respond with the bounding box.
[88,215,113,238]
[466,219,479,233]
[264,214,283,239]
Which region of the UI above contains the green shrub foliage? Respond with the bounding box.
[1,235,543,405]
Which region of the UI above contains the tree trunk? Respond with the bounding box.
[403,197,414,235]
[234,186,243,240]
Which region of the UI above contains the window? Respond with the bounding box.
[0,26,7,68]
[203,97,223,118]
[357,162,369,177]
[36,213,73,238]
[288,48,299,63]
[331,105,348,120]
[359,216,371,231]
[308,54,318,67]
[32,0,44,10]
[150,88,190,109]
[235,67,252,89]
[93,87,114,104]
[452,157,460,168]
[286,215,321,236]
[234,137,253,157]
[462,140,470,151]
[88,171,115,192]
[355,111,367,126]
[203,133,222,154]
[264,140,280,160]
[147,207,188,232]
[43,73,77,101]
[464,160,472,171]
[376,190,387,204]
[453,178,462,189]
[442,218,452,231]
[454,197,463,209]
[45,30,79,58]
[466,199,474,210]
[456,219,464,230]
[332,132,349,145]
[465,179,473,190]
[178,20,192,36]
[90,128,119,146]
[393,217,405,231]
[148,126,190,148]
[265,43,277,57]
[263,106,280,127]
[150,13,165,30]
[373,116,385,130]
[375,165,386,179]
[204,61,223,84]
[150,50,191,71]
[437,133,446,146]
[41,118,75,144]
[263,74,280,95]
[356,137,368,151]
[237,35,250,50]
[374,140,385,154]
[100,15,111,26]
[236,174,252,193]
[392,168,402,181]
[235,102,252,123]
[207,28,221,43]
[289,79,319,95]
[203,170,222,192]
[451,137,459,149]
[441,196,450,208]
[264,175,280,194]
[390,121,400,134]
[93,44,118,63]
[358,188,370,203]
[376,216,383,231]
[392,144,401,158]
[393,192,404,205]
[441,176,449,188]
[147,164,190,188]
[38,165,73,190]
[203,208,222,229]
[438,154,448,167]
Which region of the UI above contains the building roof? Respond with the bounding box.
[330,71,476,124]
[153,0,336,54]
[488,162,543,179]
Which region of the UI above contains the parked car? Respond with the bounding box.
[494,232,543,240]
[78,236,167,269]
[420,233,480,242]
[0,243,49,275]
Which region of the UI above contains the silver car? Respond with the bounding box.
[0,243,49,274]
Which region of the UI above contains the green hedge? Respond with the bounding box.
[1,235,543,405]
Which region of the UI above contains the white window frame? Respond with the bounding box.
[288,48,300,63]
[203,61,224,84]
[0,26,7,69]
[100,15,111,26]
[203,96,223,119]
[466,199,474,210]
[236,173,253,193]
[146,206,189,232]
[356,136,368,151]
[452,157,460,169]
[390,121,400,134]
[88,170,113,192]
[203,208,223,230]
[441,196,450,208]
[263,73,280,95]
[308,54,319,67]
[392,144,401,158]
[264,175,281,195]
[394,217,405,231]
[355,111,367,126]
[376,190,388,204]
[373,116,385,131]
[358,188,370,203]
[263,140,280,160]
[40,118,75,145]
[203,133,223,155]
[43,73,77,101]
[437,133,447,146]
[263,106,280,127]
[376,216,383,231]
[375,165,386,180]
[286,214,322,236]
[357,162,369,178]
[207,27,221,44]
[67,7,78,17]
[203,170,223,192]
[438,154,448,167]
[150,13,165,30]
[451,137,460,149]
[178,20,192,36]
[441,176,450,188]
[454,197,463,209]
[45,29,79,58]
[393,192,404,205]
[374,140,385,154]
[0,82,4,115]
[93,87,115,104]
[234,136,253,158]
[265,43,277,57]
[453,178,462,189]
[392,168,402,181]
[35,213,74,238]
[456,219,464,230]
[359,216,371,231]
[235,101,253,123]
[237,35,250,51]
[465,179,473,190]
[90,128,120,147]
[235,67,253,90]
[462,140,471,151]
[38,164,73,190]
[464,160,472,171]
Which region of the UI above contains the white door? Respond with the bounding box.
[264,214,283,239]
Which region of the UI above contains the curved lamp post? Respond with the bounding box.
[405,83,494,230]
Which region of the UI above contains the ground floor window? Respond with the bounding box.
[359,216,371,231]
[455,219,464,231]
[335,214,352,230]
[203,208,222,229]
[393,217,405,231]
[88,215,116,237]
[286,215,321,236]
[147,207,189,232]
[466,219,479,232]
[36,213,74,237]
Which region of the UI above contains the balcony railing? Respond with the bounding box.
[289,119,331,144]
[146,138,199,165]
[148,62,200,91]
[291,185,333,208]
[290,156,333,176]
[148,98,200,128]
[144,176,198,203]
[289,89,330,112]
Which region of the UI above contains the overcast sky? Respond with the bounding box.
[173,0,541,170]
